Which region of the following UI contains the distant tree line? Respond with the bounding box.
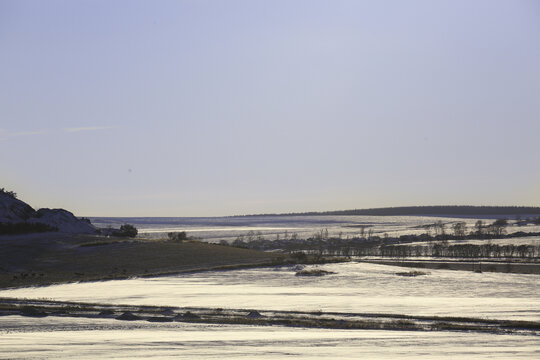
[240,206,540,217]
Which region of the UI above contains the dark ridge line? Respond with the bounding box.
[87,206,540,219]
[234,206,540,217]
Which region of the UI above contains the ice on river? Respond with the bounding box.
[2,262,538,321]
[1,315,539,360]
[1,262,539,359]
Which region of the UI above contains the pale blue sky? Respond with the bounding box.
[1,0,539,216]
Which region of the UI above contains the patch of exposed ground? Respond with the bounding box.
[394,270,430,277]
[295,269,336,276]
[0,234,349,289]
[0,234,286,288]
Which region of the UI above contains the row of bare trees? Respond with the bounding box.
[226,221,539,260]
[228,232,540,259]
[306,242,538,259]
[424,219,509,238]
[373,243,539,259]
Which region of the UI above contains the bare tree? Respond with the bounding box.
[452,222,467,237]
[433,221,446,236]
[490,219,507,237]
[474,220,484,237]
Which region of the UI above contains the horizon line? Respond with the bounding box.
[83,205,540,218]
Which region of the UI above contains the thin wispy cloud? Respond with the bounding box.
[0,129,49,141]
[10,130,49,137]
[64,126,116,133]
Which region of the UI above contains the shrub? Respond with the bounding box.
[0,188,17,199]
[168,231,187,242]
[291,251,307,262]
[113,224,138,238]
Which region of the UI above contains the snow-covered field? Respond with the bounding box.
[1,262,539,358]
[1,316,538,359]
[3,262,538,321]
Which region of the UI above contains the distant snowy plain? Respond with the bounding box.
[90,214,540,242]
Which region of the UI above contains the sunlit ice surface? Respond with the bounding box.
[2,262,538,321]
[1,316,539,360]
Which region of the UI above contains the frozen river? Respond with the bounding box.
[2,262,538,321]
[1,262,539,359]
[1,316,539,359]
